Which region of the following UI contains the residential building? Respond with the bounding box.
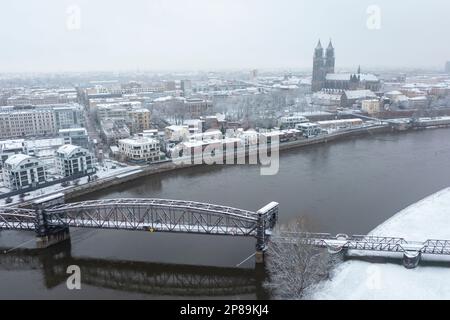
[59,128,89,148]
[56,144,95,178]
[129,108,151,133]
[279,114,309,129]
[53,104,84,129]
[101,119,131,145]
[2,154,46,190]
[118,137,162,163]
[165,125,189,142]
[0,104,83,139]
[341,90,378,108]
[317,118,364,131]
[361,99,381,115]
[184,98,213,118]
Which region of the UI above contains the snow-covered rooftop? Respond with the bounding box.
[344,90,377,100]
[4,153,34,168]
[57,144,82,156]
[326,73,379,82]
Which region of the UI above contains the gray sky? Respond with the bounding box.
[1,0,449,73]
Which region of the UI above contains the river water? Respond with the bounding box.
[1,128,450,299]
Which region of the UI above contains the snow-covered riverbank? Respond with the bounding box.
[309,187,450,300]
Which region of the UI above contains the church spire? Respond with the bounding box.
[327,39,333,49]
[357,65,361,74]
[316,39,322,49]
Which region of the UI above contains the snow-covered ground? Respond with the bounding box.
[309,187,450,300]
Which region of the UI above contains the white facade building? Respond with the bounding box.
[2,154,46,190]
[56,144,95,178]
[118,137,162,163]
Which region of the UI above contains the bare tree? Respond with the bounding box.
[265,219,335,300]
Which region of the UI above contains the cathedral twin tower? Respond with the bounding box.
[312,40,335,92]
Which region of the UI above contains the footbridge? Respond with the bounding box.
[275,232,450,268]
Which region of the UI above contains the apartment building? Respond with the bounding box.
[118,137,162,163]
[56,144,95,178]
[2,154,47,190]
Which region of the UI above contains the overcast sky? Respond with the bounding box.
[1,0,449,73]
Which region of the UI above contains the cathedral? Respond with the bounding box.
[311,40,381,93]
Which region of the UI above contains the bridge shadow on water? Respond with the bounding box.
[0,242,269,299]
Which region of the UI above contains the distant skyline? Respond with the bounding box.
[1,0,449,73]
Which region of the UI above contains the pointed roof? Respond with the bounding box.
[327,39,334,49]
[315,39,322,49]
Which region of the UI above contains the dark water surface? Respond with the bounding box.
[1,128,450,299]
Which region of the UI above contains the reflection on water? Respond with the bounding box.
[0,242,267,299]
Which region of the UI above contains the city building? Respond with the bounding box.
[312,40,381,92]
[100,119,131,145]
[317,118,363,131]
[181,80,192,97]
[0,106,57,139]
[2,154,46,190]
[118,137,162,163]
[6,88,78,106]
[446,61,450,74]
[296,123,322,138]
[188,130,223,142]
[56,144,95,178]
[53,104,84,129]
[361,99,381,115]
[128,108,151,133]
[0,104,83,139]
[165,125,189,142]
[59,128,89,148]
[185,98,213,118]
[0,140,25,168]
[311,90,343,110]
[341,90,378,108]
[279,114,309,129]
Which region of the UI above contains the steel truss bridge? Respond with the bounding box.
[275,232,450,255]
[0,197,279,251]
[275,232,450,268]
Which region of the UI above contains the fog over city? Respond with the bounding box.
[2,0,450,304]
[1,0,449,72]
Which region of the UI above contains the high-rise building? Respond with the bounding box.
[446,61,450,74]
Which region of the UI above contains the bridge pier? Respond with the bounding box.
[255,202,279,264]
[34,195,70,249]
[36,226,71,249]
[327,245,347,263]
[402,251,421,269]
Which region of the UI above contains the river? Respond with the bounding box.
[1,128,450,299]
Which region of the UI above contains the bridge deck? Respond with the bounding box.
[275,233,450,255]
